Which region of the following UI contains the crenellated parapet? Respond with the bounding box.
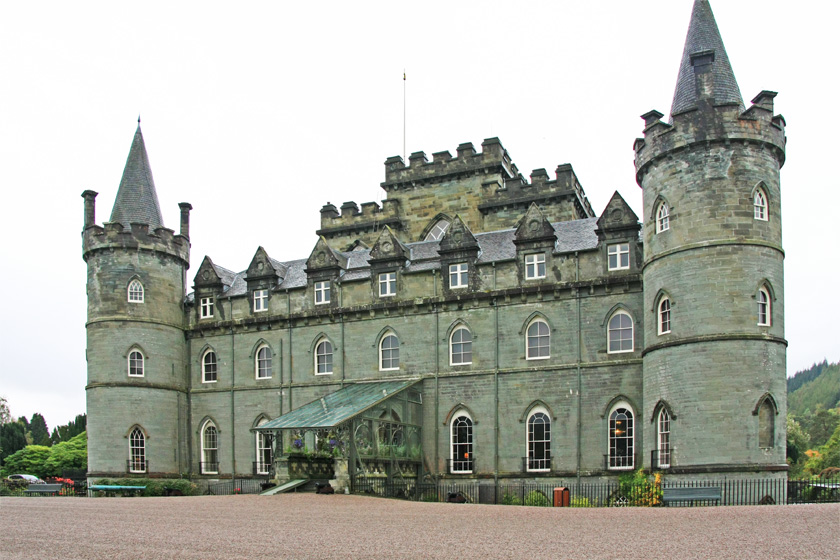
[634,91,786,186]
[82,220,190,266]
[317,198,403,243]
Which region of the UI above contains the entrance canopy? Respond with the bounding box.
[255,380,420,431]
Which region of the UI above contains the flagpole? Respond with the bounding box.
[403,70,406,163]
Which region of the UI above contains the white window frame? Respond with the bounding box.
[255,345,272,379]
[608,403,634,470]
[315,339,333,375]
[314,281,330,305]
[657,409,671,469]
[253,289,268,312]
[379,272,397,297]
[758,287,771,326]
[450,412,474,474]
[425,219,450,241]
[127,279,144,303]
[202,350,218,383]
[200,297,214,318]
[449,263,468,289]
[201,420,219,474]
[255,419,271,475]
[656,203,670,233]
[129,427,146,473]
[526,408,551,472]
[608,243,630,271]
[754,188,768,221]
[525,253,546,280]
[449,327,472,366]
[658,297,671,335]
[379,333,400,371]
[128,350,144,377]
[525,319,550,360]
[608,311,634,353]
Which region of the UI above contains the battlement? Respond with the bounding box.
[317,198,402,237]
[381,138,516,189]
[634,91,787,186]
[82,221,190,265]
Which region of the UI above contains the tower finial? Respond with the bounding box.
[137,114,141,125]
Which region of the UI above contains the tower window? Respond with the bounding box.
[255,418,272,475]
[200,297,214,319]
[449,263,468,289]
[656,203,670,233]
[379,334,400,371]
[758,287,771,326]
[128,350,144,377]
[608,311,634,353]
[256,345,271,379]
[658,297,671,335]
[315,339,333,375]
[450,413,474,474]
[425,219,450,241]
[314,281,330,305]
[657,409,671,469]
[525,253,546,280]
[128,280,144,303]
[379,272,396,297]
[526,319,550,360]
[450,327,472,365]
[129,427,146,473]
[609,404,634,470]
[254,289,268,312]
[758,398,775,448]
[608,243,630,271]
[754,188,768,221]
[527,409,551,472]
[201,421,219,474]
[202,350,218,383]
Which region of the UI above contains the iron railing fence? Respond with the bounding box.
[205,478,268,495]
[787,478,840,504]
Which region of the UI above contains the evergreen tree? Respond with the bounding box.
[28,413,50,447]
[0,421,27,466]
[0,396,11,425]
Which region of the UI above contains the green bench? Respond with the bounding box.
[24,483,64,496]
[662,486,721,506]
[88,484,146,497]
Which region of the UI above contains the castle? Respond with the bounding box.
[82,0,788,490]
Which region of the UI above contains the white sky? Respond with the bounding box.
[1,1,837,430]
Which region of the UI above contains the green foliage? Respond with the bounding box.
[0,421,27,465]
[28,413,50,447]
[0,396,11,425]
[799,408,840,449]
[43,432,87,476]
[50,414,87,445]
[93,477,198,497]
[570,496,593,507]
[788,361,840,418]
[616,469,662,506]
[1,445,51,478]
[501,492,523,505]
[523,490,550,507]
[786,416,811,477]
[804,423,840,475]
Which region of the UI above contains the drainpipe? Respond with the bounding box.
[286,289,293,415]
[339,281,345,387]
[186,335,192,476]
[493,294,500,490]
[575,252,582,486]
[229,298,236,477]
[433,269,440,477]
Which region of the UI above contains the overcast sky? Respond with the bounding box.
[1,1,837,430]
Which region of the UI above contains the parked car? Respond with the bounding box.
[4,474,45,487]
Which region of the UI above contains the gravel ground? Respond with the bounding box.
[1,494,837,559]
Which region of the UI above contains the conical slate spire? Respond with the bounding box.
[109,125,164,229]
[670,0,743,117]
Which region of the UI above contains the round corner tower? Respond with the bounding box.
[635,1,787,477]
[82,124,191,478]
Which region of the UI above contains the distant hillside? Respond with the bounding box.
[787,360,840,417]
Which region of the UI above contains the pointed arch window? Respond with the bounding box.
[608,311,634,353]
[527,409,551,472]
[658,297,671,335]
[450,327,472,365]
[255,418,272,475]
[425,219,450,241]
[128,350,144,377]
[758,399,776,448]
[202,350,218,383]
[379,334,400,371]
[656,202,670,233]
[526,319,550,360]
[256,345,272,379]
[201,421,219,474]
[657,409,671,469]
[315,339,333,375]
[754,188,768,221]
[757,287,771,326]
[129,427,146,473]
[450,412,473,474]
[609,404,634,470]
[128,279,144,303]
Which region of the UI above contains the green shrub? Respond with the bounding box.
[524,490,550,507]
[501,492,523,505]
[92,478,198,497]
[570,496,592,507]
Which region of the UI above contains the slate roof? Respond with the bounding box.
[192,217,600,299]
[109,125,165,229]
[670,0,743,117]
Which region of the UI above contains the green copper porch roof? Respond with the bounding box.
[256,380,420,430]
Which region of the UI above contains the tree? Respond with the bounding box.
[43,432,87,476]
[802,407,840,449]
[50,414,87,445]
[786,416,811,477]
[0,421,27,466]
[804,423,840,476]
[0,396,11,425]
[28,413,50,446]
[0,445,51,479]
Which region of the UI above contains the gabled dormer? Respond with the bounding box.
[245,247,285,313]
[438,216,480,293]
[193,256,235,320]
[595,192,641,274]
[513,203,557,283]
[305,237,346,307]
[368,227,408,299]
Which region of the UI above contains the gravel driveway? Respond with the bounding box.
[1,494,836,559]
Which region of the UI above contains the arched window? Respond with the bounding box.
[609,404,634,469]
[608,311,634,353]
[129,427,146,473]
[255,418,272,475]
[201,421,219,474]
[379,334,400,371]
[656,202,670,233]
[202,350,218,383]
[754,188,768,221]
[450,412,473,474]
[757,287,771,326]
[450,327,472,365]
[425,219,450,241]
[527,409,551,472]
[526,319,550,360]
[128,350,144,377]
[128,279,144,303]
[758,399,775,448]
[256,345,271,379]
[657,409,671,469]
[658,297,671,335]
[315,339,333,375]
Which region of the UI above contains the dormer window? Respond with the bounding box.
[449,263,468,289]
[525,253,546,280]
[254,289,268,312]
[314,281,330,305]
[379,272,396,297]
[128,280,144,303]
[608,243,630,271]
[200,297,214,319]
